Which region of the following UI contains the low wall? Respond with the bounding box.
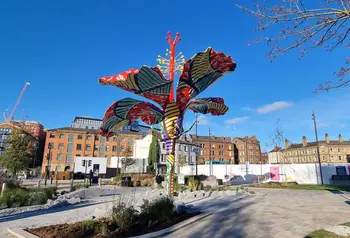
[179,163,350,185]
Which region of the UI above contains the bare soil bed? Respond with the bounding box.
[27,212,200,238]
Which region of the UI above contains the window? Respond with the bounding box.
[58,143,64,150]
[68,134,74,142]
[184,146,187,152]
[338,148,341,152]
[78,135,83,140]
[121,138,125,142]
[113,137,118,142]
[100,136,105,144]
[95,135,99,141]
[330,148,333,152]
[67,143,73,152]
[66,154,73,164]
[87,135,92,140]
[322,156,326,160]
[76,144,82,150]
[57,154,64,161]
[185,155,188,162]
[339,156,342,160]
[86,145,91,151]
[100,146,104,153]
[106,137,110,142]
[106,145,110,151]
[162,143,165,149]
[179,145,182,151]
[331,155,334,160]
[121,145,125,151]
[128,138,132,145]
[94,145,98,151]
[85,126,89,129]
[112,146,117,152]
[229,152,232,156]
[49,133,55,138]
[49,142,54,148]
[59,134,64,139]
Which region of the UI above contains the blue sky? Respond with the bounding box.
[0,0,348,151]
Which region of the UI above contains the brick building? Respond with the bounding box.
[41,127,143,174]
[185,134,234,164]
[233,136,261,164]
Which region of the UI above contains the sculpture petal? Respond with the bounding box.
[99,66,172,109]
[186,97,229,116]
[176,48,236,110]
[100,98,164,137]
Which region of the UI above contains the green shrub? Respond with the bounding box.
[111,202,138,231]
[0,188,30,207]
[135,181,141,187]
[28,192,48,205]
[43,186,57,199]
[74,183,85,190]
[81,219,98,235]
[140,196,175,221]
[188,177,200,191]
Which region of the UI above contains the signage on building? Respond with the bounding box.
[178,174,185,185]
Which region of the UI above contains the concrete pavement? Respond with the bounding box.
[164,188,350,238]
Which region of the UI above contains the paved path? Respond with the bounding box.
[165,188,350,238]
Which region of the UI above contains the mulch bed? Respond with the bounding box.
[27,212,201,238]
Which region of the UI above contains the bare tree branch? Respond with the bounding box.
[237,0,350,92]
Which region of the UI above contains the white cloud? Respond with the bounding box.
[257,101,294,114]
[318,123,329,128]
[198,115,209,125]
[242,107,252,111]
[225,116,249,125]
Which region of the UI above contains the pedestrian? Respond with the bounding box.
[89,170,93,186]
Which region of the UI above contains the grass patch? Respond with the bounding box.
[305,229,348,238]
[342,222,350,227]
[250,182,350,192]
[305,229,350,238]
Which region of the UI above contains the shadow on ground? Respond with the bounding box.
[0,199,113,223]
[167,195,272,238]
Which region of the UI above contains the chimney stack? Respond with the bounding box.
[285,139,289,148]
[325,133,330,144]
[302,136,307,146]
[339,134,343,142]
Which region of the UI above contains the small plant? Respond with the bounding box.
[43,186,57,199]
[248,190,255,194]
[100,223,108,236]
[111,204,138,231]
[81,219,98,235]
[140,196,175,222]
[188,177,200,192]
[141,178,153,187]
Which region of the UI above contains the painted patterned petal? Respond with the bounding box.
[99,66,172,109]
[176,48,236,110]
[100,98,164,137]
[186,97,229,116]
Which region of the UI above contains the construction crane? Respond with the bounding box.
[3,82,30,122]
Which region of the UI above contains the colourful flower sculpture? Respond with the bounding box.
[99,32,236,196]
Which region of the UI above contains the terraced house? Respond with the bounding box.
[281,134,350,164]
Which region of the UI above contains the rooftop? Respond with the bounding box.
[72,116,102,122]
[191,134,232,143]
[288,140,350,149]
[47,127,143,136]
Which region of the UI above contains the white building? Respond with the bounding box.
[74,156,107,174]
[268,147,283,164]
[133,134,200,174]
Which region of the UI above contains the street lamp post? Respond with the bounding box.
[44,144,53,186]
[195,114,198,177]
[312,111,324,185]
